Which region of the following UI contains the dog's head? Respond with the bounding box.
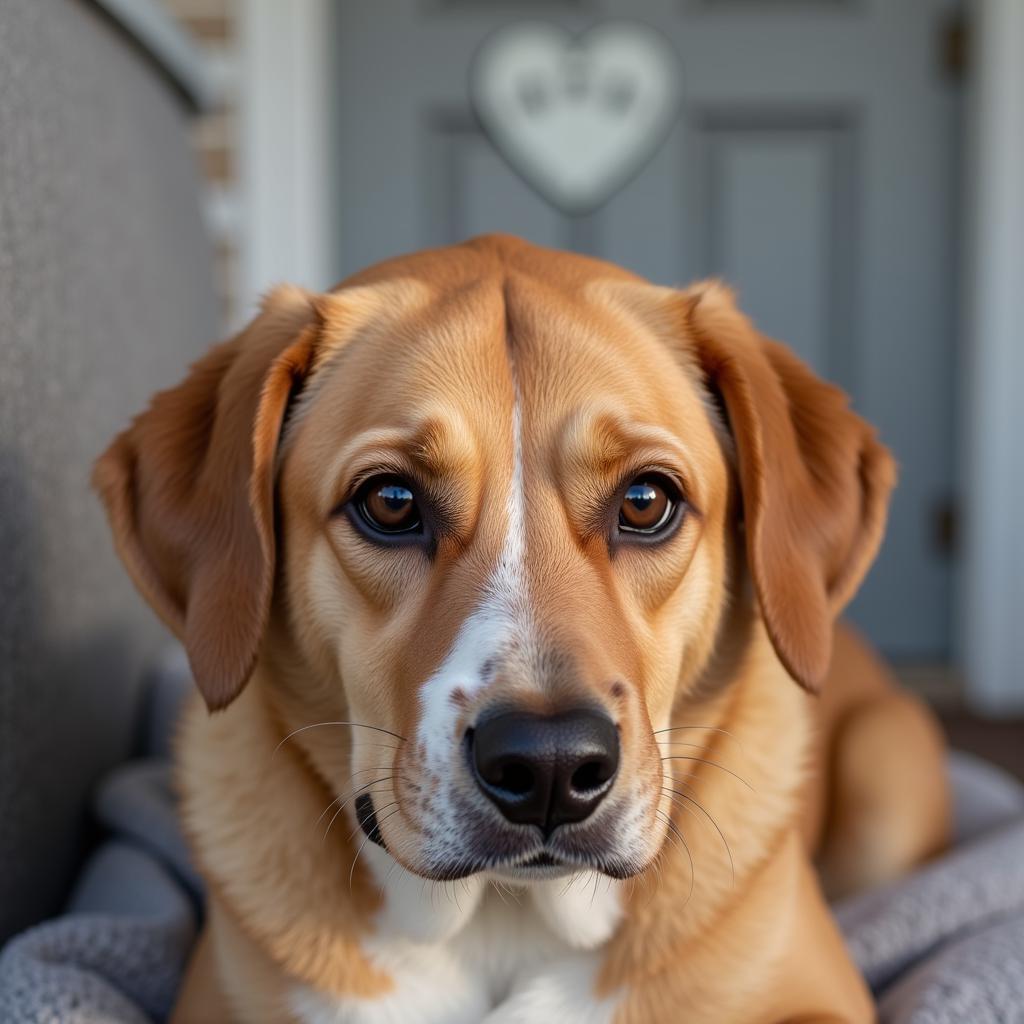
[95,236,893,884]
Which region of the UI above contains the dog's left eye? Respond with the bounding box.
[355,476,423,535]
[618,476,679,536]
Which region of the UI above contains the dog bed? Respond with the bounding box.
[2,649,1023,1024]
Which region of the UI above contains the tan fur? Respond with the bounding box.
[94,236,949,1023]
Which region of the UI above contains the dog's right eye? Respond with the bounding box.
[354,476,423,536]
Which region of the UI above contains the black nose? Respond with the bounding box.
[469,709,619,834]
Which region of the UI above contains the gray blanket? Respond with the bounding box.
[3,653,1024,1023]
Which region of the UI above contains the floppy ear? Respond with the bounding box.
[93,286,324,710]
[681,282,896,692]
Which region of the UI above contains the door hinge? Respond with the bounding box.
[932,495,959,558]
[940,12,969,81]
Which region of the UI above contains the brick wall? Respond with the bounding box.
[162,0,240,328]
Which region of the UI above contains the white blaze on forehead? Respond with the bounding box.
[504,396,527,587]
[417,389,529,767]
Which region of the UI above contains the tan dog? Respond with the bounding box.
[94,236,948,1023]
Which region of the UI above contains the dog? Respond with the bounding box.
[94,235,949,1023]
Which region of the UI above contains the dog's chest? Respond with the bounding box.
[287,878,623,1024]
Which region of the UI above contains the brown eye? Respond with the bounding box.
[357,476,422,535]
[618,477,677,535]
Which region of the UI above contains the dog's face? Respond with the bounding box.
[273,269,734,881]
[95,237,894,885]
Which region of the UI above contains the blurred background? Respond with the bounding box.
[0,0,1021,945]
[171,0,1022,729]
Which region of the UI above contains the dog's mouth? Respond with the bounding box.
[355,792,640,882]
[354,793,386,850]
[486,850,576,881]
[357,794,567,872]
[521,852,559,868]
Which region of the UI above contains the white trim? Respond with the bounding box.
[202,184,241,242]
[91,0,216,110]
[237,0,335,326]
[960,0,1024,715]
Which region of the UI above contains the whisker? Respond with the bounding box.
[661,755,754,791]
[325,791,395,845]
[496,879,521,904]
[655,808,695,906]
[353,740,409,754]
[653,813,685,858]
[559,871,580,899]
[345,800,398,845]
[348,765,401,779]
[317,774,398,829]
[661,787,735,886]
[348,805,403,893]
[653,724,740,740]
[322,797,355,842]
[652,724,746,757]
[274,720,406,755]
[641,846,666,910]
[381,853,402,893]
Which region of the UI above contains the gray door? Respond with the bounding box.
[332,0,961,661]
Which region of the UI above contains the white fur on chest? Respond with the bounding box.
[288,849,623,1024]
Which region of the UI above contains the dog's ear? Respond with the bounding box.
[93,286,325,710]
[681,282,896,692]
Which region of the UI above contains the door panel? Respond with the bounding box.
[332,0,961,660]
[695,113,858,382]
